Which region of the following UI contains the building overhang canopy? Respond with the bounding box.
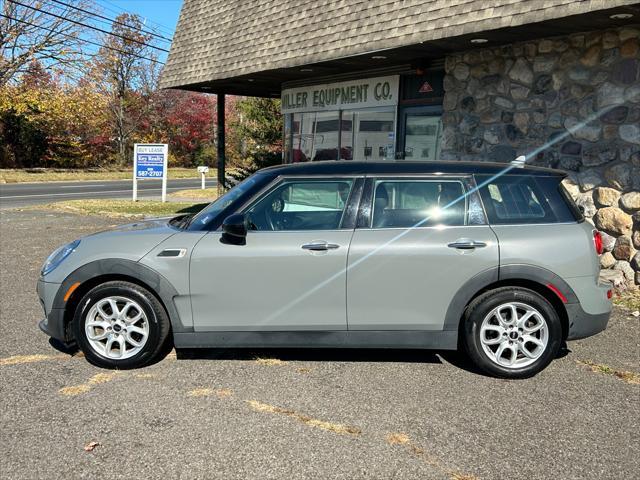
[160,1,640,97]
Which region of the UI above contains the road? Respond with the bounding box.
[0,208,638,480]
[0,178,215,208]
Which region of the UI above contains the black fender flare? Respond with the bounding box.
[443,264,578,331]
[54,258,189,333]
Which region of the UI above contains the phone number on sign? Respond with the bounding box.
[137,170,163,178]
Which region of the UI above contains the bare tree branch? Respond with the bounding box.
[0,0,92,85]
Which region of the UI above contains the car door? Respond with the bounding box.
[189,177,362,331]
[346,176,499,331]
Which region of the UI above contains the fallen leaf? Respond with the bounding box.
[84,441,99,452]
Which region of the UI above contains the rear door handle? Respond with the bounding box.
[447,239,487,250]
[301,241,340,251]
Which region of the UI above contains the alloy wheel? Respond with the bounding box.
[479,302,549,369]
[84,296,149,360]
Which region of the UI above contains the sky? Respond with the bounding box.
[94,0,183,62]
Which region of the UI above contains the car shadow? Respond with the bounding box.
[175,347,443,365]
[49,337,572,375]
[49,338,79,355]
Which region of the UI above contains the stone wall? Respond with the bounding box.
[441,25,640,289]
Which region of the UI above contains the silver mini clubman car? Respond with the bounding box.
[38,161,612,378]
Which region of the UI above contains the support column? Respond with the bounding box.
[217,93,226,194]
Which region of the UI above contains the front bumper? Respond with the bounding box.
[37,279,68,342]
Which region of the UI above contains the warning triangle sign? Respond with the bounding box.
[419,81,433,93]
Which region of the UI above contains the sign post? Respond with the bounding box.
[197,166,209,189]
[133,144,168,202]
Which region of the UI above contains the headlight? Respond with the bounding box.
[41,240,80,276]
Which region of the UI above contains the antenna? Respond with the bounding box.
[511,155,527,168]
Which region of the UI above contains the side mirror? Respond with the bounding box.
[221,213,248,245]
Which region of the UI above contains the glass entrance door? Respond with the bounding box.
[397,106,442,161]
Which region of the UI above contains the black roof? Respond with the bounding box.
[260,161,566,178]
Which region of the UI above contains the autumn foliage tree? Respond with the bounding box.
[89,13,157,165]
[0,6,283,171]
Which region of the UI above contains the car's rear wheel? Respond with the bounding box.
[462,287,562,379]
[73,281,171,369]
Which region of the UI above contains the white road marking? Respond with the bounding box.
[62,184,107,188]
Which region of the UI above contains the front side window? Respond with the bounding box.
[246,179,354,231]
[189,174,264,229]
[371,180,466,228]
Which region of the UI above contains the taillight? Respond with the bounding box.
[593,230,603,255]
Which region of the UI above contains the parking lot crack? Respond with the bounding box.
[246,400,361,436]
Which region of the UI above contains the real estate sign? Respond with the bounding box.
[133,143,168,202]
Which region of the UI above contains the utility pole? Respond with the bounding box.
[217,93,225,195]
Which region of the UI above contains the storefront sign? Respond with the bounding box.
[281,75,399,114]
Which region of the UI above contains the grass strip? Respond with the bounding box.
[0,167,209,183]
[34,199,208,218]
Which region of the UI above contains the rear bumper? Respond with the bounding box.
[566,304,610,340]
[565,279,612,341]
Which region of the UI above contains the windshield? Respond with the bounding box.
[188,175,262,229]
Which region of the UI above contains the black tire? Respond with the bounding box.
[72,281,171,369]
[462,287,562,379]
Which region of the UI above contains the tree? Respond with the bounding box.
[0,0,90,85]
[139,89,217,166]
[227,97,282,184]
[90,13,157,165]
[0,60,109,168]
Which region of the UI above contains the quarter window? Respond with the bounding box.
[247,179,354,231]
[371,180,466,228]
[477,175,578,224]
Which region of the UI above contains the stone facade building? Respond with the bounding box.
[440,26,640,288]
[161,1,640,287]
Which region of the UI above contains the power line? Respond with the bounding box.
[94,0,176,37]
[49,0,172,43]
[0,13,165,65]
[7,0,170,53]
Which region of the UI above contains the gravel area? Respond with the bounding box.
[0,209,638,480]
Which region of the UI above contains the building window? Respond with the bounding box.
[286,107,396,163]
[342,107,396,161]
[402,113,442,161]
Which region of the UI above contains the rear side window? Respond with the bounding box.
[476,175,579,225]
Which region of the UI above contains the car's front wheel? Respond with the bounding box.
[73,281,171,369]
[462,287,562,379]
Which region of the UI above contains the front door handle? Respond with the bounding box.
[301,241,340,251]
[447,239,487,250]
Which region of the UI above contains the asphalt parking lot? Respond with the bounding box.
[0,209,638,480]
